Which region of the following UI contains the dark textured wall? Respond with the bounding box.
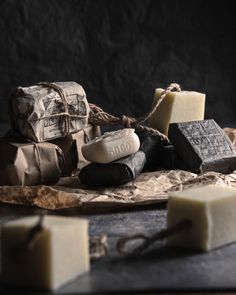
[0,0,235,125]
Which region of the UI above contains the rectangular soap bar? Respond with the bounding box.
[1,215,90,290]
[149,88,205,135]
[167,185,236,251]
[81,128,140,164]
[79,150,146,186]
[168,119,236,173]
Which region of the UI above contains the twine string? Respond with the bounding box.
[89,234,108,260]
[38,82,70,135]
[89,83,181,143]
[117,219,192,256]
[23,214,45,250]
[37,82,181,142]
[137,82,181,124]
[11,214,45,262]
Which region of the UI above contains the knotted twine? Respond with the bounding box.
[38,82,71,135]
[89,83,181,143]
[38,82,181,143]
[11,215,108,260]
[117,219,192,256]
[11,216,192,258]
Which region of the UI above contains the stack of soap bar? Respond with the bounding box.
[168,119,236,173]
[81,128,140,164]
[167,185,236,251]
[1,215,90,290]
[149,88,205,135]
[79,151,146,186]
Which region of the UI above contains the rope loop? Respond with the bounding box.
[89,83,181,142]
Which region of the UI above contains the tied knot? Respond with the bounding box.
[88,83,181,143]
[121,115,136,128]
[166,83,182,93]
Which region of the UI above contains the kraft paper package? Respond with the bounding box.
[0,137,64,186]
[9,81,90,142]
[50,124,101,175]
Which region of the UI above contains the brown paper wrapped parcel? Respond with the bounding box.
[50,124,101,175]
[9,81,90,142]
[0,138,64,186]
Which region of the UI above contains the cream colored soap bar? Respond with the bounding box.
[1,216,90,290]
[81,128,140,164]
[149,88,205,135]
[167,185,236,251]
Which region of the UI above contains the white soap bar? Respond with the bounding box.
[167,185,236,251]
[1,215,90,290]
[149,88,205,135]
[81,128,140,164]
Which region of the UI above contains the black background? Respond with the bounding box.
[0,0,235,125]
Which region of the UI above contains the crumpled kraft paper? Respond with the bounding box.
[9,81,90,142]
[0,170,236,211]
[50,124,101,175]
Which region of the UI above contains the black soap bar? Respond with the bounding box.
[137,131,189,171]
[168,119,236,173]
[156,144,190,170]
[138,132,164,170]
[79,151,146,187]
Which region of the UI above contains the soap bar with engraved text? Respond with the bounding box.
[81,128,140,164]
[168,119,236,173]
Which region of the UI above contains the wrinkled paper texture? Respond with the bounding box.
[9,82,90,142]
[50,124,101,175]
[0,139,64,186]
[0,170,236,211]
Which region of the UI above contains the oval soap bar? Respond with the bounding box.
[81,128,140,164]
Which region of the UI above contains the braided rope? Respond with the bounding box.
[89,83,181,143]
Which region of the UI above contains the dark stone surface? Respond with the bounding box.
[0,0,236,125]
[1,204,236,294]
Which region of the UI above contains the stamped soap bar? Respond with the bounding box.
[81,128,140,164]
[169,119,236,173]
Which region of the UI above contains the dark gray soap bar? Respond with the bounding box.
[156,144,190,170]
[137,131,163,170]
[168,119,236,173]
[79,151,146,187]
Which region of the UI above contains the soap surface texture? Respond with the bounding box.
[79,150,145,186]
[168,119,236,173]
[168,185,236,251]
[149,88,205,135]
[1,215,89,290]
[81,128,140,164]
